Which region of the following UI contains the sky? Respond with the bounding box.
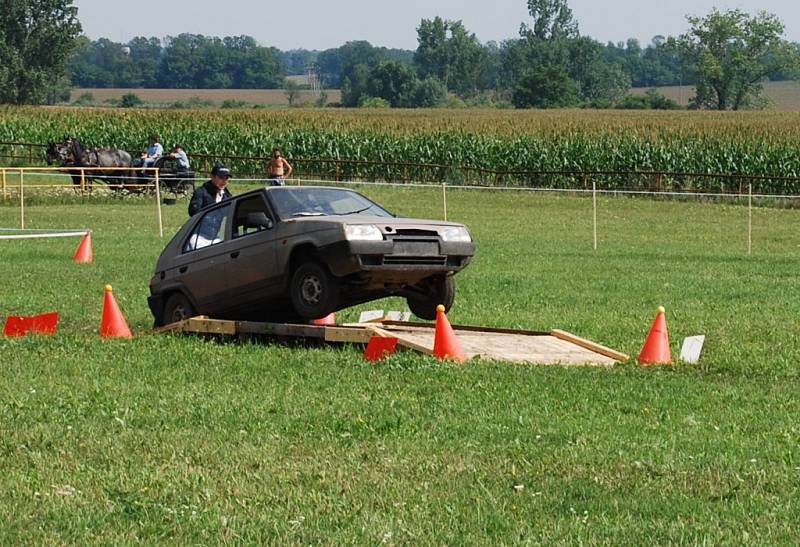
[72,0,799,50]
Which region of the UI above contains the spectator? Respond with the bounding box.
[188,163,232,216]
[168,145,190,170]
[266,146,293,186]
[140,134,163,169]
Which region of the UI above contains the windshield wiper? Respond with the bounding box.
[292,211,326,217]
[341,205,372,215]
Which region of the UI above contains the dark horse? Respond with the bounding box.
[46,137,137,191]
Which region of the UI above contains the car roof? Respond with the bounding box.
[238,185,352,197]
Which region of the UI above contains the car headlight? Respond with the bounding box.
[440,226,471,242]
[344,224,383,241]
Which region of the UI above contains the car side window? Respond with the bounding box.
[184,204,231,252]
[233,194,274,238]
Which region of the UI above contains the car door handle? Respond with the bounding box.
[179,266,188,273]
[230,251,240,259]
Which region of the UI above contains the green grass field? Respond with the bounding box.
[1,185,799,543]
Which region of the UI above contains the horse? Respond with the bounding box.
[46,137,137,192]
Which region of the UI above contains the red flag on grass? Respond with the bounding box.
[3,312,59,337]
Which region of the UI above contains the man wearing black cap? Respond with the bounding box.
[188,163,233,216]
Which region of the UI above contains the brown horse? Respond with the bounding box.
[46,137,137,191]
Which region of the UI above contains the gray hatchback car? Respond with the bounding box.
[149,186,475,326]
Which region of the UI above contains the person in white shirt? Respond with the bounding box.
[140,134,163,169]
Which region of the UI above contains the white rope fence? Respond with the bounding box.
[3,168,797,254]
[0,228,88,240]
[1,167,163,237]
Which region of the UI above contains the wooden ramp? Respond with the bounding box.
[155,317,628,366]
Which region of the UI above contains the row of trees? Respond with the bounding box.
[70,34,284,89]
[1,0,798,109]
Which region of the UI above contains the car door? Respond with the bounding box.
[224,192,281,313]
[167,202,235,315]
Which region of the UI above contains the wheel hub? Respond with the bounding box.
[171,305,187,322]
[300,275,322,304]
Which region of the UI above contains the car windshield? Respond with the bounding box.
[268,187,393,219]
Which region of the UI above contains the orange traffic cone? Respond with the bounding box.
[73,232,93,263]
[313,313,336,325]
[433,304,466,362]
[638,306,671,365]
[100,285,132,339]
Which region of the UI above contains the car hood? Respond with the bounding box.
[288,215,468,230]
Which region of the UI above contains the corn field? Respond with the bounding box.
[1,106,800,193]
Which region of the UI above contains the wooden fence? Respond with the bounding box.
[2,140,800,196]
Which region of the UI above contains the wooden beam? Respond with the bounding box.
[187,317,236,335]
[380,320,549,336]
[367,325,435,356]
[550,329,630,362]
[324,326,372,344]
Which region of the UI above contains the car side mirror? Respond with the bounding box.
[244,211,273,230]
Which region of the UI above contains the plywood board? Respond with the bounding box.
[371,324,622,366]
[156,317,627,366]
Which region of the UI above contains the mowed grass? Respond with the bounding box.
[631,80,800,110]
[69,87,342,106]
[1,186,799,544]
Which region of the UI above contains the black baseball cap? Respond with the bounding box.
[211,164,231,177]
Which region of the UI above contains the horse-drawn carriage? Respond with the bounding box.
[46,137,195,196]
[147,155,196,196]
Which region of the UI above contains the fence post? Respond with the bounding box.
[155,169,163,238]
[592,177,597,251]
[657,173,664,193]
[19,169,24,229]
[748,182,752,255]
[2,168,6,202]
[335,161,341,182]
[442,183,447,221]
[80,168,86,195]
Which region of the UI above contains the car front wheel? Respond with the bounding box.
[290,262,339,320]
[162,292,196,325]
[406,274,455,321]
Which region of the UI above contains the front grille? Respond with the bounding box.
[392,229,439,238]
[383,256,447,265]
[381,231,444,265]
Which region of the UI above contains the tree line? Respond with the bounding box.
[2,0,799,109]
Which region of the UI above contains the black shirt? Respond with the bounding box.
[188,180,232,216]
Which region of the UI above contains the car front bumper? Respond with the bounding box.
[320,239,475,278]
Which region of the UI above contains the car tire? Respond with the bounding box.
[162,292,196,325]
[290,261,339,320]
[406,274,456,321]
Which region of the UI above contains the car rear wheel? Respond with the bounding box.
[290,262,339,320]
[162,293,196,325]
[406,274,455,321]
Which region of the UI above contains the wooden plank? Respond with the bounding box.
[235,321,325,339]
[381,320,549,336]
[151,316,627,366]
[150,315,208,335]
[550,329,630,362]
[366,325,435,356]
[187,317,236,335]
[324,326,373,344]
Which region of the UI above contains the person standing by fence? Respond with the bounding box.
[188,163,232,216]
[265,146,293,186]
